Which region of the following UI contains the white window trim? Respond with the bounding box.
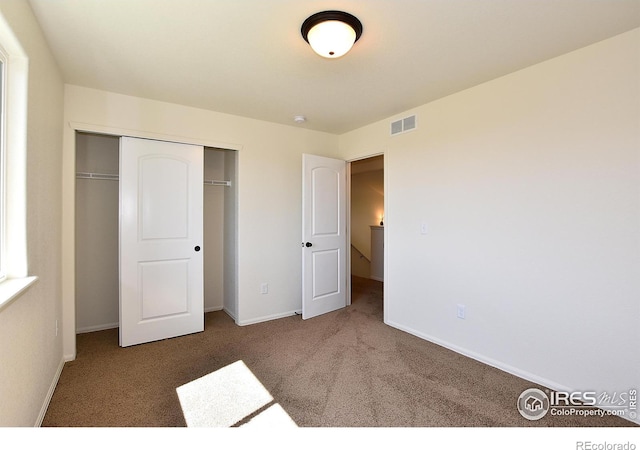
[0,12,37,310]
[0,42,5,283]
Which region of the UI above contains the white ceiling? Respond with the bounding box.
[28,0,640,134]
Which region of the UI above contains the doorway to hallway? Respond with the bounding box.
[349,155,384,311]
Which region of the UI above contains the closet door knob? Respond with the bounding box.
[305,242,313,247]
[194,246,201,252]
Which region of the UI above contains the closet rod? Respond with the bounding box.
[204,180,232,187]
[76,172,231,187]
[76,172,119,181]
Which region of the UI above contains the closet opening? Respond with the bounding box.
[74,132,238,341]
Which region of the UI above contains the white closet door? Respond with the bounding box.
[119,137,204,347]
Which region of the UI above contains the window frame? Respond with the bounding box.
[0,43,7,283]
[0,14,37,310]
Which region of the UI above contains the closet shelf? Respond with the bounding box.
[76,172,231,186]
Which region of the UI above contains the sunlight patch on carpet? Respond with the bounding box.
[176,360,297,427]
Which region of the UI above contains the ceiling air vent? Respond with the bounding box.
[390,114,417,136]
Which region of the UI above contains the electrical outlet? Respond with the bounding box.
[260,283,268,295]
[421,222,428,234]
[457,304,466,319]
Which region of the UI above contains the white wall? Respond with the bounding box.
[0,2,64,426]
[62,86,339,358]
[340,29,640,419]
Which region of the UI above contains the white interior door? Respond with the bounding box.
[120,137,204,347]
[302,154,347,319]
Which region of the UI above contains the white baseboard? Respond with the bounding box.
[237,309,301,326]
[36,356,65,427]
[222,307,237,322]
[385,319,640,426]
[204,306,223,313]
[76,322,118,334]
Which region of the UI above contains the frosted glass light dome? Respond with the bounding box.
[307,20,357,58]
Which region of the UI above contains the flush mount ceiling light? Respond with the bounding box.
[301,10,363,58]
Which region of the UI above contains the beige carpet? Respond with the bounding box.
[42,277,633,428]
